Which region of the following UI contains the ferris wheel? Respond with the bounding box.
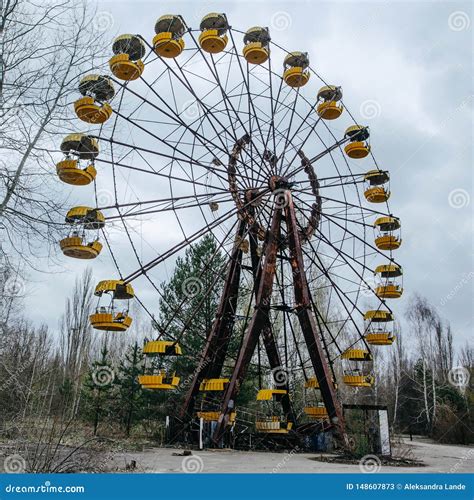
[55,13,403,445]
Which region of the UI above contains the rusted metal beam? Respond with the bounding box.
[248,222,296,423]
[179,219,246,421]
[212,207,282,443]
[284,190,348,447]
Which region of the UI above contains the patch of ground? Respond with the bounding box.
[104,436,473,474]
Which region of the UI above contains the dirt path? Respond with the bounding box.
[107,436,474,473]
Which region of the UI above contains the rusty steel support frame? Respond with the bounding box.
[179,218,246,421]
[284,191,348,445]
[180,187,346,446]
[212,206,283,442]
[248,220,295,422]
[211,190,347,445]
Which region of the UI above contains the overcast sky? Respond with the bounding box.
[22,0,473,351]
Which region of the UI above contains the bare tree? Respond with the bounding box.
[0,0,108,265]
[458,342,473,370]
[406,294,437,427]
[389,321,405,427]
[59,267,95,418]
[405,293,458,431]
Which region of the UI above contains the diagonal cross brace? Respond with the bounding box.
[212,207,283,443]
[179,219,246,421]
[248,221,295,422]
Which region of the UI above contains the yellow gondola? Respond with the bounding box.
[74,75,114,124]
[341,344,374,388]
[374,264,403,299]
[140,339,182,390]
[256,417,294,433]
[343,373,375,387]
[283,51,310,88]
[304,377,338,389]
[374,216,402,250]
[341,349,372,361]
[74,97,111,124]
[143,340,182,356]
[303,377,330,421]
[344,125,370,159]
[364,310,396,345]
[316,85,343,120]
[109,34,146,80]
[242,27,270,64]
[90,280,134,332]
[256,388,287,400]
[364,310,394,322]
[57,134,99,186]
[139,372,180,390]
[59,206,105,259]
[199,13,228,53]
[56,159,96,186]
[153,15,186,58]
[364,169,390,203]
[255,389,293,434]
[199,378,229,391]
[304,377,319,389]
[197,411,236,424]
[304,406,328,420]
[195,378,232,422]
[60,237,102,260]
[64,206,105,228]
[365,332,395,345]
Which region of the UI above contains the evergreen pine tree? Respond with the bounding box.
[80,344,116,436]
[156,234,226,378]
[116,342,145,436]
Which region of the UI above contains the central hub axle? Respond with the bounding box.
[268,175,290,192]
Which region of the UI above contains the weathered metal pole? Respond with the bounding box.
[212,206,282,443]
[284,190,348,447]
[248,218,295,423]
